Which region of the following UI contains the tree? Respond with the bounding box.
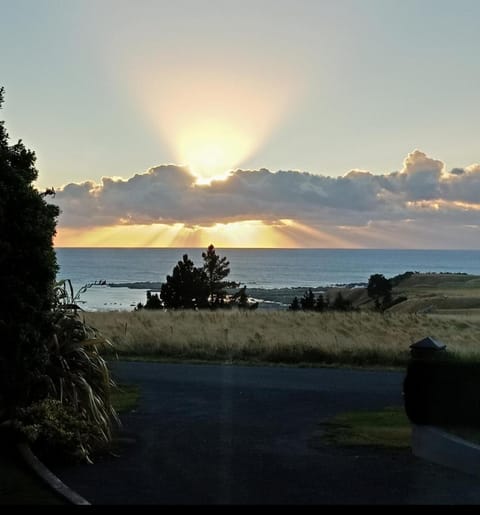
[300,288,316,311]
[231,285,258,310]
[367,274,392,311]
[236,286,249,310]
[142,290,163,310]
[315,293,326,312]
[331,292,353,311]
[0,88,117,463]
[288,296,301,311]
[0,87,59,414]
[202,244,237,307]
[160,254,209,309]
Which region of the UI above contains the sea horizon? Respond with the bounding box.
[55,247,480,312]
[54,246,480,250]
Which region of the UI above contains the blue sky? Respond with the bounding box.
[2,0,480,247]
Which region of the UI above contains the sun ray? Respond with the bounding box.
[55,218,358,249]
[126,60,304,181]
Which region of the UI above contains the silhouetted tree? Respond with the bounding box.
[331,292,353,311]
[202,244,237,307]
[0,87,59,414]
[301,288,316,311]
[143,291,163,310]
[367,274,392,311]
[289,296,301,311]
[236,286,249,310]
[315,293,326,312]
[160,254,209,309]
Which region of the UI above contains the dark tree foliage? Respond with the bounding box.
[367,273,392,311]
[236,286,249,310]
[315,293,326,312]
[235,286,259,310]
[0,87,59,413]
[300,288,316,311]
[331,292,353,312]
[288,296,300,311]
[389,271,415,288]
[160,254,209,309]
[202,244,237,307]
[143,291,163,310]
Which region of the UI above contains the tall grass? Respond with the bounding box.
[83,310,480,368]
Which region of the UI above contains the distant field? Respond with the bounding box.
[83,273,480,368]
[384,273,480,315]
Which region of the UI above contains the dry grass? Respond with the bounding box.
[83,310,480,368]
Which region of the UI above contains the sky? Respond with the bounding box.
[2,0,480,248]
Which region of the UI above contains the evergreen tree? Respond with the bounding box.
[367,273,392,312]
[300,288,316,311]
[315,293,326,312]
[331,292,353,311]
[237,286,249,310]
[0,87,59,413]
[144,290,163,310]
[160,254,209,309]
[202,244,237,307]
[289,296,301,311]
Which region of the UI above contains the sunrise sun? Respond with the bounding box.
[177,122,251,182]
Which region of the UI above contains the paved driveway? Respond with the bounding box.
[51,362,480,504]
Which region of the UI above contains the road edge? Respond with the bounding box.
[17,442,91,505]
[412,425,480,479]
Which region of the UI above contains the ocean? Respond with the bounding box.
[55,248,480,311]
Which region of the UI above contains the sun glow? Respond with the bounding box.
[55,219,355,248]
[177,122,250,181]
[126,60,303,181]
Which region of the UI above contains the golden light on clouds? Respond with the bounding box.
[55,219,347,249]
[127,61,303,181]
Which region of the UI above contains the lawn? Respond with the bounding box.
[319,406,412,449]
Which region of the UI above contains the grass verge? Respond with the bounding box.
[111,383,141,414]
[320,406,411,449]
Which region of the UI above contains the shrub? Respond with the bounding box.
[41,309,119,461]
[14,398,106,463]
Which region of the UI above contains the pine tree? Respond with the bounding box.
[160,254,209,309]
[289,296,301,311]
[367,273,392,312]
[300,288,316,311]
[202,244,236,307]
[237,286,249,310]
[315,293,326,312]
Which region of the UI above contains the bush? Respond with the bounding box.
[13,398,106,463]
[42,310,119,461]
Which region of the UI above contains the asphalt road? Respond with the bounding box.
[50,362,480,505]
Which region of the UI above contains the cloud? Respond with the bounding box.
[52,151,480,240]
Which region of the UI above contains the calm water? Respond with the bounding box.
[55,248,480,311]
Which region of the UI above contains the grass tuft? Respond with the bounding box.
[319,406,411,448]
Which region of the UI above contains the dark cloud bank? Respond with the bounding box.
[52,150,480,247]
